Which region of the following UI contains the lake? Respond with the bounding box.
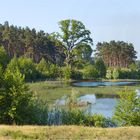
[72,81,137,87]
[55,94,118,117]
[55,81,139,117]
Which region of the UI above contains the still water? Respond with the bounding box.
[82,95,118,117]
[73,81,136,87]
[56,94,118,117]
[55,81,139,118]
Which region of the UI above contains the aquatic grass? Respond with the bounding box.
[28,81,140,104]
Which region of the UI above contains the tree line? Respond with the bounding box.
[0,21,65,64]
[0,19,139,81]
[0,20,137,69]
[95,41,137,67]
[0,20,93,67]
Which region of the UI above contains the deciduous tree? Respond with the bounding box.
[54,19,93,67]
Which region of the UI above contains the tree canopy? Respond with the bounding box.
[0,21,64,64]
[52,19,93,67]
[95,41,137,67]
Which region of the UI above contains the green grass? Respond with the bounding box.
[0,125,140,140]
[28,80,140,104]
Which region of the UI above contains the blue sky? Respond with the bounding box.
[0,0,140,59]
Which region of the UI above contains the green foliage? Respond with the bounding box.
[71,69,83,80]
[106,69,112,79]
[0,68,30,124]
[60,66,72,80]
[113,68,119,79]
[36,58,48,77]
[7,57,37,81]
[65,89,79,109]
[48,108,117,127]
[0,68,48,124]
[60,66,82,80]
[6,57,19,72]
[0,21,63,64]
[48,63,59,78]
[37,59,60,79]
[135,60,140,70]
[83,65,98,79]
[72,43,93,63]
[18,57,37,80]
[61,109,85,125]
[95,41,137,67]
[129,63,137,71]
[0,65,3,87]
[55,19,93,67]
[119,68,139,79]
[95,59,106,78]
[0,46,9,68]
[114,90,140,126]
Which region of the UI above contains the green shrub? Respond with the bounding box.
[61,109,85,125]
[83,65,98,79]
[92,114,105,127]
[48,63,60,78]
[0,68,48,125]
[106,69,112,79]
[6,57,38,81]
[0,65,3,87]
[47,108,117,127]
[18,57,38,81]
[0,46,10,68]
[113,68,119,79]
[0,68,31,124]
[118,68,139,79]
[60,66,72,80]
[36,58,48,78]
[113,90,140,126]
[71,70,83,80]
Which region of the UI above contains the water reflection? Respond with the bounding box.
[55,94,118,117]
[86,97,118,117]
[73,81,136,87]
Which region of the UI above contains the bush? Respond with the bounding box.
[37,59,61,79]
[106,69,112,79]
[113,90,140,126]
[0,46,10,68]
[71,69,83,80]
[83,65,98,79]
[61,109,85,125]
[6,57,38,81]
[84,114,116,127]
[36,58,48,78]
[60,66,72,80]
[0,68,31,124]
[18,57,38,81]
[0,68,48,125]
[47,108,117,127]
[48,63,60,78]
[113,68,119,79]
[0,65,3,87]
[118,68,139,79]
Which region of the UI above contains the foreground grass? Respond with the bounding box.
[0,125,140,140]
[28,80,140,103]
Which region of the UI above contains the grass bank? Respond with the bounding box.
[0,125,140,140]
[28,80,140,103]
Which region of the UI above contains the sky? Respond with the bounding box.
[0,0,140,59]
